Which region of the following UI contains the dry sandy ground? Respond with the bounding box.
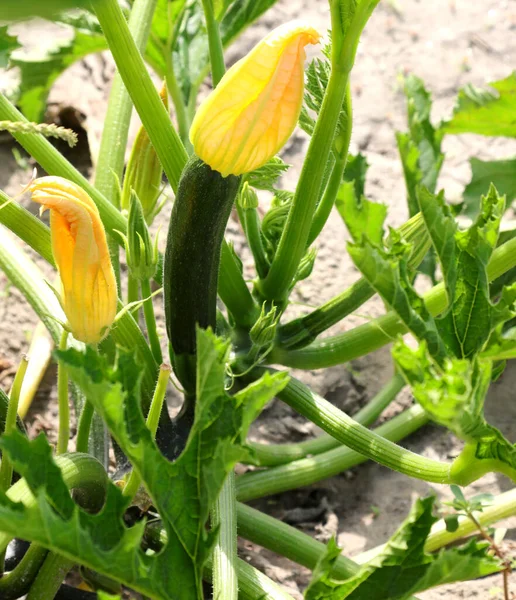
[1,0,516,598]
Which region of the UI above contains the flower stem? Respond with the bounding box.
[252,368,451,484]
[271,232,516,368]
[94,0,158,202]
[93,0,188,193]
[247,373,404,466]
[237,404,428,501]
[123,364,170,500]
[211,471,238,600]
[75,401,94,454]
[244,207,269,280]
[127,273,139,305]
[57,330,70,455]
[26,553,74,600]
[258,68,349,303]
[141,278,163,364]
[165,54,191,147]
[201,0,226,87]
[0,356,29,493]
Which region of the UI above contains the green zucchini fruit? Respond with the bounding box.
[164,155,240,397]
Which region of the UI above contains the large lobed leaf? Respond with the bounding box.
[0,329,288,599]
[305,497,501,599]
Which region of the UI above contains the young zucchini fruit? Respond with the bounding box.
[164,155,240,410]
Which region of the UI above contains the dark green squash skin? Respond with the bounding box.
[164,155,241,397]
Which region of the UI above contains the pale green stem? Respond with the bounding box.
[57,330,70,455]
[141,278,163,364]
[0,356,29,493]
[211,471,238,600]
[165,53,192,148]
[123,364,171,500]
[75,400,94,454]
[247,373,404,466]
[258,69,349,303]
[201,0,226,86]
[26,553,75,600]
[237,404,429,501]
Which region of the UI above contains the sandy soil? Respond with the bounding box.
[1,0,516,598]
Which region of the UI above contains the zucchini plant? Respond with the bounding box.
[0,0,515,599]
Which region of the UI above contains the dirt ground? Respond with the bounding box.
[1,0,516,598]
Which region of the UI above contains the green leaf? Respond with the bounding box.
[0,26,20,69]
[444,515,459,533]
[144,0,187,76]
[10,18,107,121]
[396,75,444,217]
[336,192,387,247]
[442,73,516,137]
[462,157,516,220]
[343,152,369,200]
[0,330,287,599]
[0,1,91,20]
[305,497,501,600]
[245,156,290,192]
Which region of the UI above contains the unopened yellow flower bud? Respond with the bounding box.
[190,21,320,177]
[29,176,117,344]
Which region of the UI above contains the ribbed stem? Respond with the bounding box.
[201,0,226,86]
[271,233,516,369]
[26,553,74,600]
[237,503,358,578]
[141,279,163,364]
[237,404,429,501]
[93,0,187,193]
[247,373,404,466]
[251,369,451,484]
[211,471,238,600]
[57,330,70,455]
[127,274,139,305]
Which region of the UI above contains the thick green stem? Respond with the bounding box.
[0,544,48,599]
[258,69,349,302]
[123,364,170,500]
[93,0,187,193]
[57,330,70,455]
[237,503,358,579]
[95,0,158,200]
[127,273,139,305]
[211,471,238,600]
[307,84,352,246]
[247,373,404,466]
[237,404,428,501]
[141,278,163,364]
[252,369,451,484]
[26,553,74,600]
[201,0,226,86]
[0,357,29,494]
[75,401,94,454]
[271,233,516,368]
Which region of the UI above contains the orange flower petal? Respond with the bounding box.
[190,21,320,177]
[30,177,117,344]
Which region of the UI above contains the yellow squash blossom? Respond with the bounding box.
[190,21,320,177]
[30,177,117,344]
